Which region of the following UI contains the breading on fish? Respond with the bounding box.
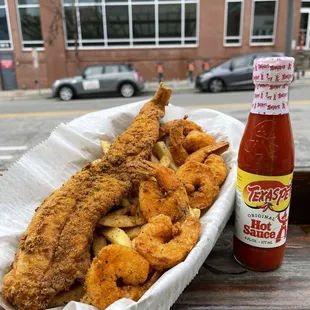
[1,84,172,310]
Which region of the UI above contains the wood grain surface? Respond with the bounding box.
[171,225,310,310]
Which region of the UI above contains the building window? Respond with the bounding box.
[302,0,310,8]
[17,0,44,49]
[0,0,12,50]
[132,5,155,43]
[299,1,310,49]
[224,0,243,46]
[250,0,277,45]
[106,6,130,41]
[62,0,199,49]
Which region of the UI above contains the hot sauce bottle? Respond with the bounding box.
[233,57,295,271]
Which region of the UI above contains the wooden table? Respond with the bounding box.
[171,168,310,310]
[171,225,310,310]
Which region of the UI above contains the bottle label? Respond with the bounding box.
[235,168,293,248]
[251,83,289,115]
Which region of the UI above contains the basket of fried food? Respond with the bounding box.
[50,122,229,309]
[1,84,238,310]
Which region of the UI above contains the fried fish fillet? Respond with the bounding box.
[1,84,172,310]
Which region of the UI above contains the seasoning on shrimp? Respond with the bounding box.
[81,244,160,310]
[185,141,229,163]
[159,119,203,140]
[135,160,190,222]
[159,119,210,165]
[133,214,201,270]
[183,131,216,154]
[204,154,227,186]
[177,161,220,210]
[169,120,189,166]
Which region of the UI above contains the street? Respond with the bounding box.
[1,84,310,171]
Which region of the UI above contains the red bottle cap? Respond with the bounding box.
[253,57,295,84]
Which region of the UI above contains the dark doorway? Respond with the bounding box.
[0,52,17,90]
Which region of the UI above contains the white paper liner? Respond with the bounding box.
[0,101,245,310]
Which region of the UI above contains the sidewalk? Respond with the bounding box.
[0,73,309,101]
[0,80,195,101]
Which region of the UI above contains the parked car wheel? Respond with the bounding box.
[209,79,224,93]
[120,83,135,98]
[59,86,74,101]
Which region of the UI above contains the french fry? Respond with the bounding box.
[124,226,143,240]
[153,141,179,171]
[151,154,160,163]
[101,227,132,248]
[100,140,111,154]
[48,285,85,308]
[109,204,137,216]
[153,141,172,160]
[160,155,170,167]
[109,205,131,216]
[189,207,201,219]
[92,235,108,256]
[98,214,146,227]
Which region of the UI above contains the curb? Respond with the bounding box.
[0,88,196,101]
[0,95,51,101]
[292,80,310,86]
[143,88,195,94]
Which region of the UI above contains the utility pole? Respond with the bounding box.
[285,0,294,56]
[32,48,40,95]
[72,0,80,74]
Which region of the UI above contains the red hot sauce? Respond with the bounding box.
[233,57,295,271]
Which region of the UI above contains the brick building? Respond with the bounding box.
[0,0,308,90]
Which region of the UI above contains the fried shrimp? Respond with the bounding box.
[159,119,203,140]
[204,154,227,186]
[82,244,157,310]
[133,214,201,270]
[159,119,206,164]
[183,131,216,153]
[135,160,190,222]
[177,161,220,210]
[169,120,189,166]
[185,141,230,163]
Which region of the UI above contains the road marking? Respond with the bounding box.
[0,100,309,119]
[0,110,97,119]
[0,155,13,160]
[0,146,27,151]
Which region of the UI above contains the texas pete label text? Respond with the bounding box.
[243,180,291,212]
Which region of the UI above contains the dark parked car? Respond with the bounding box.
[52,63,145,101]
[195,52,284,93]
